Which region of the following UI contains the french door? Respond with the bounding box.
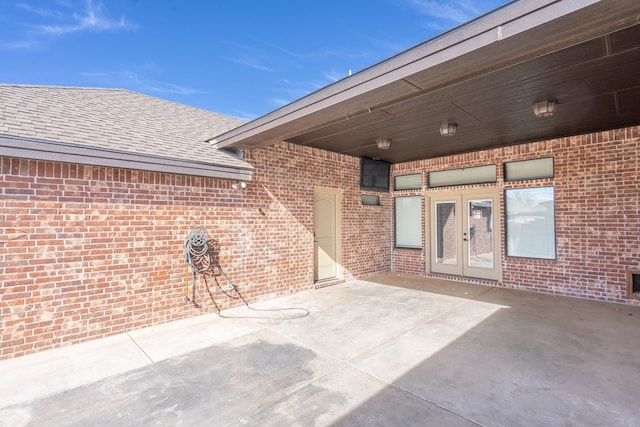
[429,190,501,281]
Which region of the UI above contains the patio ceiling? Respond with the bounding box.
[211,0,640,164]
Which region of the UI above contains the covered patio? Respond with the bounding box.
[2,274,639,426]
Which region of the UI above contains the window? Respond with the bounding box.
[429,165,496,188]
[395,196,422,248]
[504,157,554,181]
[361,194,380,205]
[394,173,422,190]
[505,187,556,259]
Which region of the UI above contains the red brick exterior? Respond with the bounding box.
[2,127,638,359]
[391,126,640,305]
[0,141,391,359]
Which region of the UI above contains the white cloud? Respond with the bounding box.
[145,82,203,96]
[406,0,482,24]
[0,40,38,50]
[225,39,371,76]
[81,70,139,83]
[81,69,203,96]
[323,69,349,83]
[269,97,293,108]
[268,43,344,61]
[357,34,407,57]
[9,0,136,43]
[16,2,66,19]
[220,41,276,73]
[231,110,260,122]
[228,55,274,73]
[34,0,135,35]
[2,0,136,50]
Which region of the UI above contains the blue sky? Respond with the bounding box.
[1,0,510,120]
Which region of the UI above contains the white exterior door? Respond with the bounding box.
[314,189,341,282]
[429,190,501,281]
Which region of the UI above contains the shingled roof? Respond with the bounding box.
[0,85,252,180]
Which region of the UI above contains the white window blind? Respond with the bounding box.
[429,165,496,187]
[505,187,556,259]
[395,196,422,248]
[394,173,422,190]
[504,157,554,181]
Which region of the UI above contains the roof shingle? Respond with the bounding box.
[0,85,252,175]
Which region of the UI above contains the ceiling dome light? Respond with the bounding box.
[376,138,391,149]
[439,123,457,136]
[532,100,558,118]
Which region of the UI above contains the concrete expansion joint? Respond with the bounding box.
[126,331,155,364]
[346,362,485,427]
[345,284,497,364]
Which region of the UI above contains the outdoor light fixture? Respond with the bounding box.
[376,138,391,149]
[231,180,246,190]
[532,100,558,118]
[439,123,457,136]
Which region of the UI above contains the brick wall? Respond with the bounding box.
[0,141,391,359]
[4,126,637,359]
[245,142,392,280]
[391,126,640,305]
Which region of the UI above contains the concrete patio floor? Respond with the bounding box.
[1,273,640,426]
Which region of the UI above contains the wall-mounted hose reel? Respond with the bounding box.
[184,227,235,305]
[183,226,309,319]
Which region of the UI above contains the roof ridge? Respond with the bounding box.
[0,83,126,91]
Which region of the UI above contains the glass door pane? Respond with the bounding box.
[431,197,463,277]
[466,198,494,270]
[436,201,457,265]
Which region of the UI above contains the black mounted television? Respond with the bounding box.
[360,157,391,192]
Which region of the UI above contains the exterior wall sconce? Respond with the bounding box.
[440,123,457,136]
[231,180,246,190]
[532,100,558,118]
[376,138,391,149]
